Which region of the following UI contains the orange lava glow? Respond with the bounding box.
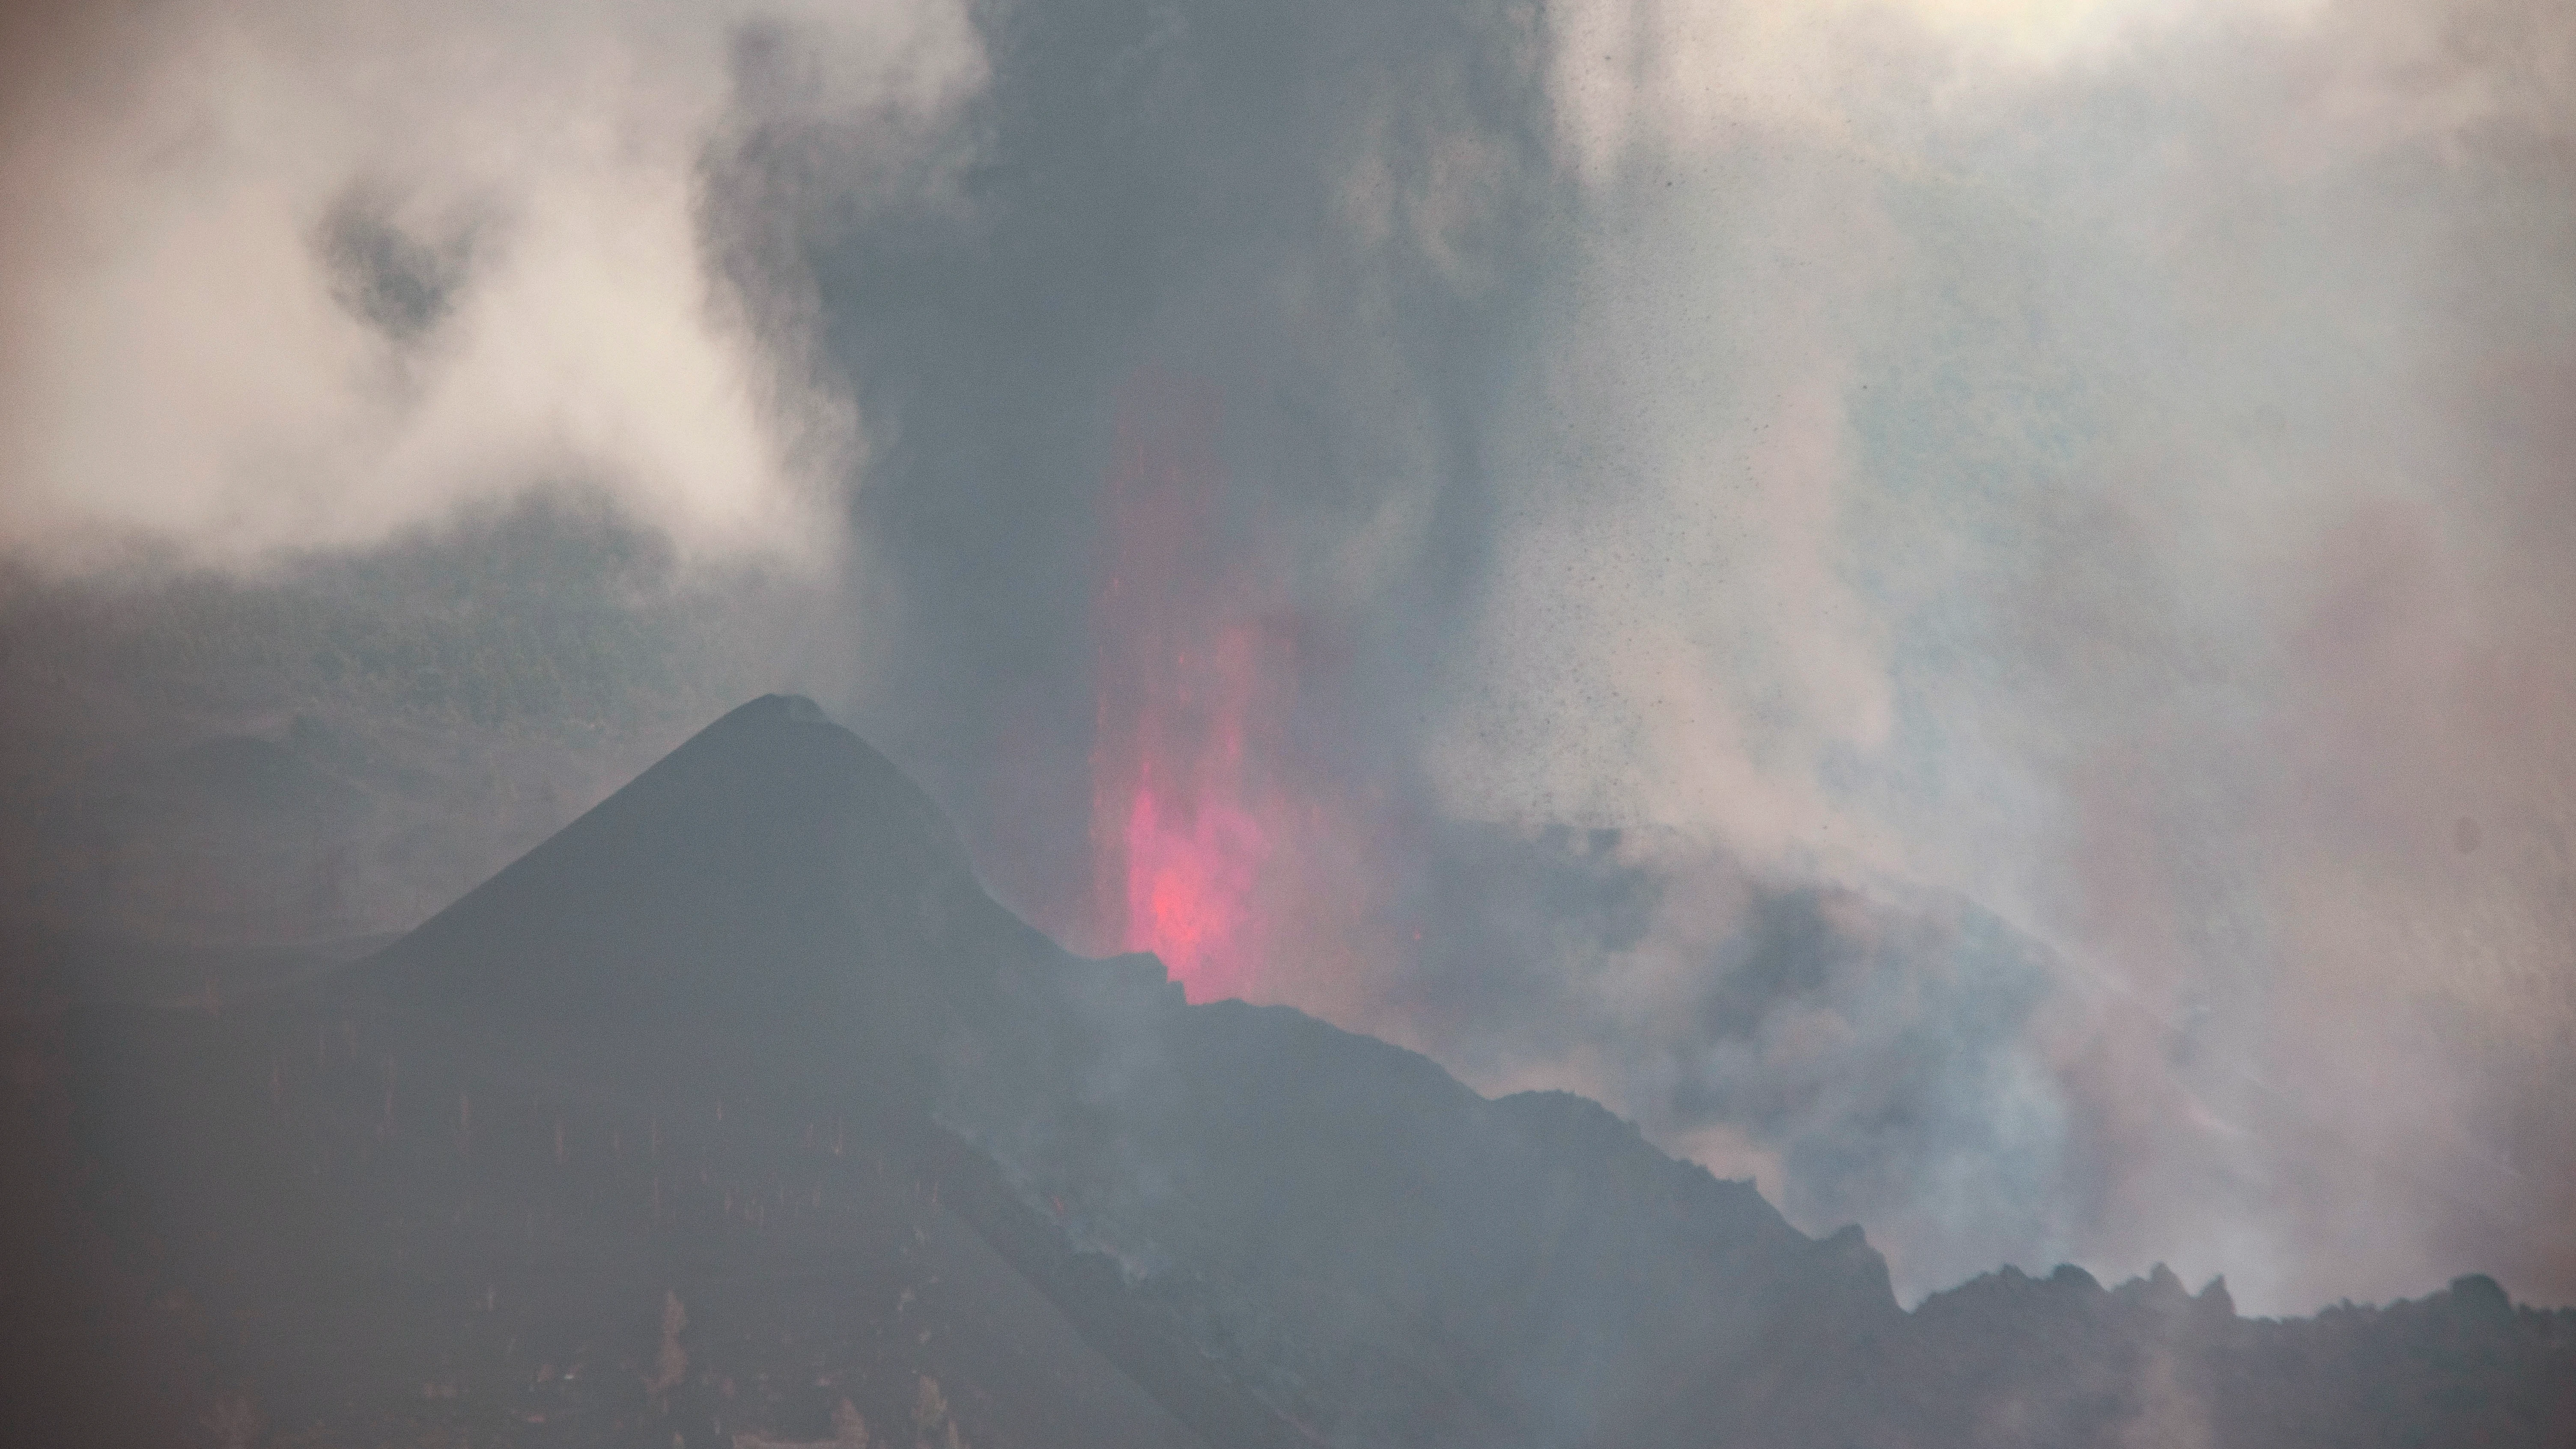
[1115,627,1270,1001]
[1089,371,1284,1002]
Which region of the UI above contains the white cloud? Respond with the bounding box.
[0,0,985,572]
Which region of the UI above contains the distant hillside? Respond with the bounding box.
[15,696,2569,1448]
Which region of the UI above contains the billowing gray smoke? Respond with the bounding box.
[2,0,2570,1314]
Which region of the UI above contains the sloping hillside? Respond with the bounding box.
[28,697,2572,1448]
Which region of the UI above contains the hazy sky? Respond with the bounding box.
[3,0,2570,1315]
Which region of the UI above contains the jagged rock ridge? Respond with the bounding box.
[29,696,2574,1449]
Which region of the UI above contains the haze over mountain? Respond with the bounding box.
[13,697,2567,1448]
[6,0,2576,1321]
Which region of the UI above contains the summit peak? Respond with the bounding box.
[355,697,1022,1082]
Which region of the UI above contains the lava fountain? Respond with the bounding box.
[1088,370,1289,1002]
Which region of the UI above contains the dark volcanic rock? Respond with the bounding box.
[344,693,1046,1105]
[46,698,1228,1449]
[942,993,1904,1447]
[24,696,2575,1449]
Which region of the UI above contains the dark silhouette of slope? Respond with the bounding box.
[40,696,2576,1449]
[1596,1260,2576,1449]
[51,698,1253,1449]
[343,692,1047,1104]
[60,995,1224,1449]
[943,981,1904,1446]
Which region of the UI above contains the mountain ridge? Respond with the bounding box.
[27,695,2572,1449]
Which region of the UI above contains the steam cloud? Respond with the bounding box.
[0,0,983,569]
[3,0,2570,1316]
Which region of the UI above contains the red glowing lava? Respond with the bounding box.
[1088,371,1285,1002]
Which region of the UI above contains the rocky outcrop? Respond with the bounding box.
[41,697,2575,1448]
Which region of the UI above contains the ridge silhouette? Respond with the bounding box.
[335,694,1052,1111]
[33,697,2573,1449]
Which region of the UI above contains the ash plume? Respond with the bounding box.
[3,0,2570,1319]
